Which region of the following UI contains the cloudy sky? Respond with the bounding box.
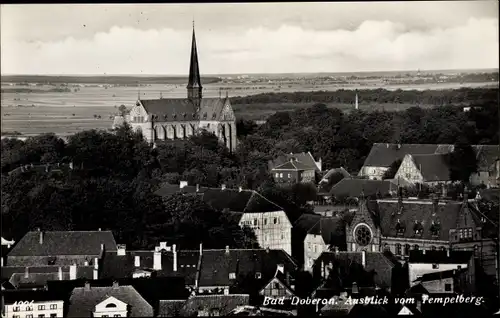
[1,2,498,75]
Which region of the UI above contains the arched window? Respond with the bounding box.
[106,303,117,308]
[383,243,390,252]
[395,243,402,255]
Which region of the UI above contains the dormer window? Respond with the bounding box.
[172,114,177,119]
[203,112,207,119]
[430,221,441,237]
[164,114,168,120]
[182,113,186,118]
[255,272,262,279]
[212,113,217,119]
[413,221,423,236]
[229,272,236,280]
[396,220,406,236]
[192,113,196,119]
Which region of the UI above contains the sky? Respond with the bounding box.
[1,2,498,75]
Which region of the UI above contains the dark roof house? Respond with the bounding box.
[269,152,321,172]
[329,179,397,198]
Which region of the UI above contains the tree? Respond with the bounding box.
[383,159,402,179]
[448,141,478,184]
[118,105,128,116]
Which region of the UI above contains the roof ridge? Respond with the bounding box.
[252,191,285,211]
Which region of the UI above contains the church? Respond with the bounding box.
[118,25,238,152]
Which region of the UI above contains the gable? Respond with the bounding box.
[259,277,294,296]
[95,296,128,311]
[130,103,148,117]
[394,155,421,181]
[221,101,235,121]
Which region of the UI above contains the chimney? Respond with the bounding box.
[84,281,90,291]
[39,231,44,244]
[94,258,98,270]
[239,186,243,192]
[352,282,359,294]
[277,264,285,274]
[180,181,188,189]
[266,247,270,253]
[173,244,178,272]
[221,184,226,190]
[93,267,98,280]
[69,162,73,170]
[58,267,63,280]
[361,250,366,268]
[112,281,119,288]
[70,264,77,280]
[423,249,426,255]
[101,244,104,252]
[98,228,101,231]
[134,255,140,267]
[225,245,230,254]
[154,251,162,270]
[200,243,203,255]
[24,267,29,279]
[447,249,450,257]
[117,244,126,256]
[196,184,200,192]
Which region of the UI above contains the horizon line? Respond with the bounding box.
[1,67,499,77]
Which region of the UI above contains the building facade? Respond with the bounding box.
[118,26,237,152]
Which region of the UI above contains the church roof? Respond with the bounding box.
[410,153,451,182]
[187,26,202,89]
[139,98,227,122]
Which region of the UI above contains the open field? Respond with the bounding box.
[1,80,497,136]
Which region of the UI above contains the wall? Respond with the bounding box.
[260,277,294,299]
[453,239,498,278]
[359,166,388,180]
[408,263,468,285]
[239,211,292,256]
[272,170,299,184]
[394,155,423,184]
[5,300,64,318]
[304,234,327,272]
[421,277,454,293]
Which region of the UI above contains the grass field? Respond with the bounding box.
[0,81,496,136]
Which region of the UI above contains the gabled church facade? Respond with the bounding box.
[122,25,237,152]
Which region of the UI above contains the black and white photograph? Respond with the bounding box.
[1,2,499,317]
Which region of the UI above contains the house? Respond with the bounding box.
[120,26,237,152]
[359,143,499,187]
[67,281,154,317]
[407,250,473,286]
[293,214,346,272]
[412,268,467,294]
[394,153,452,185]
[317,167,352,196]
[269,152,322,184]
[6,229,118,267]
[2,290,64,318]
[313,251,397,292]
[155,184,294,255]
[328,179,398,200]
[158,294,250,317]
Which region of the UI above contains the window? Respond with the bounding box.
[255,272,262,279]
[264,218,267,225]
[49,305,57,310]
[102,316,109,318]
[13,316,20,318]
[432,264,439,269]
[308,243,311,250]
[445,283,452,292]
[38,305,45,310]
[114,316,121,318]
[13,307,20,312]
[287,173,291,178]
[354,224,372,246]
[26,315,33,318]
[440,246,447,252]
[26,306,33,311]
[404,244,410,255]
[38,315,45,318]
[253,219,258,226]
[279,173,283,178]
[413,245,419,250]
[229,272,236,279]
[281,233,284,240]
[274,218,278,224]
[275,173,279,177]
[314,245,317,253]
[50,315,56,318]
[274,282,280,289]
[105,303,117,308]
[395,243,402,255]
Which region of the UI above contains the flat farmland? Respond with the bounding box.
[1,81,497,136]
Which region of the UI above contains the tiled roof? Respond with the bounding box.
[1,265,93,281]
[158,295,250,317]
[322,167,352,180]
[269,152,320,171]
[154,185,284,213]
[3,290,63,303]
[408,250,473,264]
[101,250,198,285]
[272,160,316,171]
[197,249,297,289]
[139,98,226,121]
[330,179,396,198]
[306,216,346,246]
[67,284,154,317]
[372,199,466,241]
[8,231,117,257]
[363,143,498,171]
[410,154,451,182]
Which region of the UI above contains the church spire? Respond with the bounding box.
[187,21,202,100]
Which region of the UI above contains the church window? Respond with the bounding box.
[431,246,436,251]
[396,220,405,236]
[354,224,372,247]
[279,173,283,178]
[395,243,402,255]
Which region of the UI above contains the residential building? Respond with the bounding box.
[269,152,321,184]
[394,153,452,185]
[67,281,154,317]
[116,26,237,152]
[6,229,117,267]
[155,183,294,255]
[158,294,250,317]
[3,290,64,318]
[359,143,499,187]
[412,268,467,293]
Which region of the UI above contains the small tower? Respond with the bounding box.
[187,21,202,100]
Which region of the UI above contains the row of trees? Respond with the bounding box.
[231,87,498,106]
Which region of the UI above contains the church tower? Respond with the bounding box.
[187,23,203,100]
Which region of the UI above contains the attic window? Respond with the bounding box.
[413,221,424,236]
[183,113,187,118]
[192,113,196,119]
[172,114,177,119]
[255,272,262,279]
[229,272,236,280]
[164,114,168,119]
[396,220,405,236]
[430,221,441,237]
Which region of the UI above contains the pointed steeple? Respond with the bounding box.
[187,21,202,100]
